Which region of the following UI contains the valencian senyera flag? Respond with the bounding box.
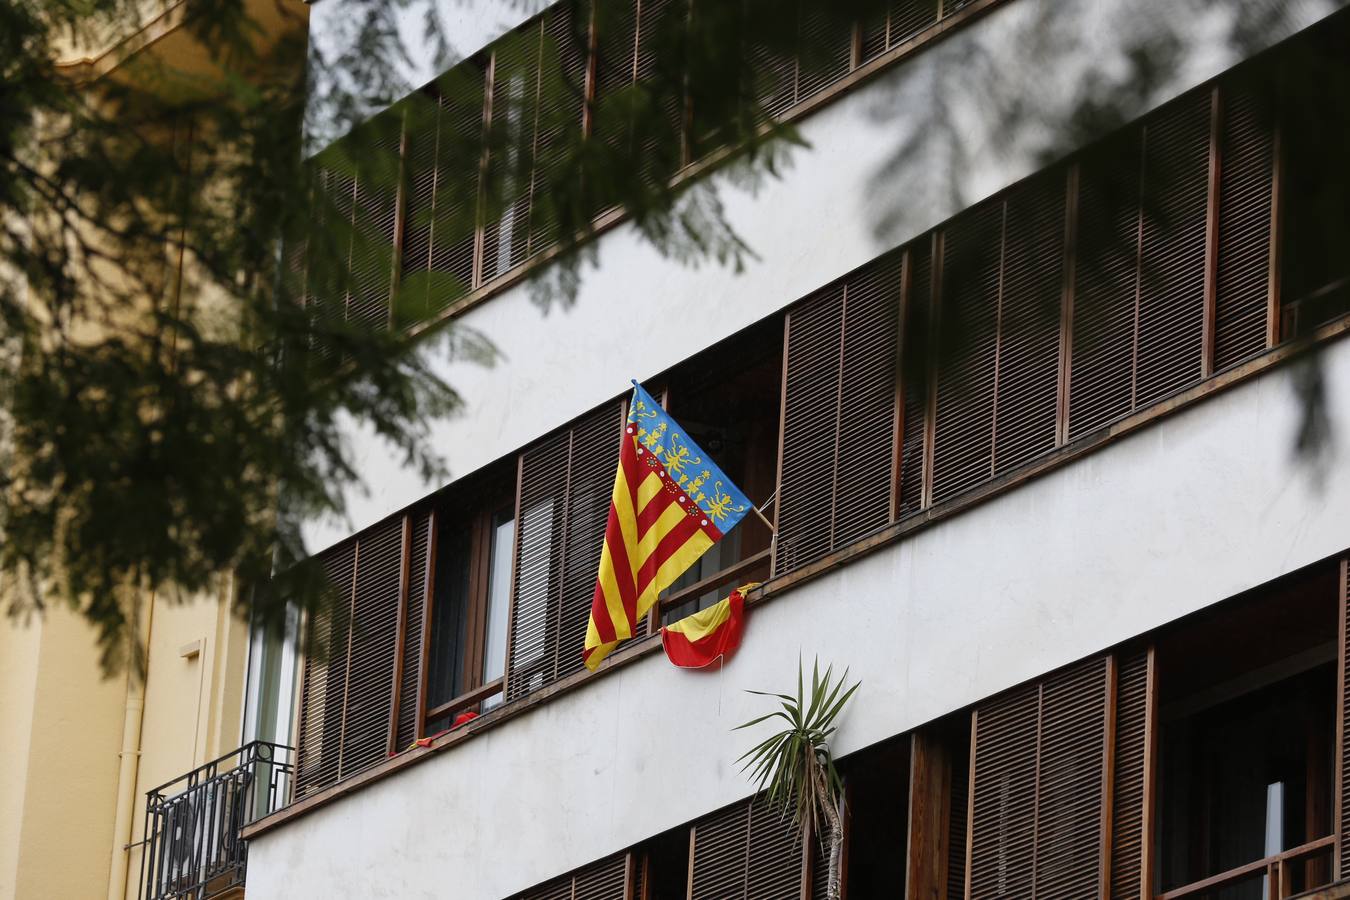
[661,583,757,669]
[583,382,754,670]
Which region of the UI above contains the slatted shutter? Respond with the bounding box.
[306,167,356,361]
[400,63,487,325]
[507,403,624,701]
[898,238,932,517]
[347,135,401,332]
[968,656,1110,899]
[1068,135,1144,439]
[931,200,1001,504]
[1338,556,1350,880]
[795,5,854,104]
[294,541,357,798]
[482,21,543,283]
[590,0,640,213]
[1135,93,1210,407]
[529,2,590,257]
[947,736,970,900]
[860,0,939,64]
[395,510,433,750]
[338,516,405,778]
[690,800,806,900]
[1213,80,1276,370]
[776,256,901,574]
[1110,648,1154,900]
[517,854,630,900]
[993,173,1065,475]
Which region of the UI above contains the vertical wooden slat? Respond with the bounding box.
[1109,647,1155,900]
[1056,164,1079,447]
[1202,86,1222,378]
[386,515,413,755]
[1336,556,1349,879]
[898,237,933,517]
[908,729,953,898]
[413,508,438,738]
[1214,77,1276,370]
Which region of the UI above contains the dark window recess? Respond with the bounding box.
[634,825,692,900]
[661,319,782,620]
[836,735,909,897]
[426,521,474,711]
[1156,563,1339,897]
[1279,19,1350,338]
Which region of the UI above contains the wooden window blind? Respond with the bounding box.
[333,516,405,778]
[527,2,591,257]
[1338,556,1350,881]
[860,0,940,64]
[931,200,1001,503]
[346,137,402,332]
[515,853,631,900]
[1135,93,1211,408]
[967,656,1110,899]
[394,509,434,751]
[400,64,487,323]
[506,402,624,701]
[482,21,544,283]
[294,540,356,798]
[1109,647,1155,900]
[689,799,807,900]
[1213,79,1277,370]
[1069,91,1212,437]
[929,171,1065,504]
[775,255,901,574]
[294,515,419,798]
[897,237,932,518]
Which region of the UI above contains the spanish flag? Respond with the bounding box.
[661,585,755,668]
[583,382,753,670]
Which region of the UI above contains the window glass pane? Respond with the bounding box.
[481,512,514,708]
[426,522,472,710]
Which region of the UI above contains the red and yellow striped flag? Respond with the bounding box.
[584,382,753,670]
[661,584,756,669]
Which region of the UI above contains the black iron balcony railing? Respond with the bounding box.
[139,741,293,900]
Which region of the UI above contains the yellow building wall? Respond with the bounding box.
[0,584,247,900]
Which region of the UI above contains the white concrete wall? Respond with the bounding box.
[304,0,1342,553]
[249,332,1350,900]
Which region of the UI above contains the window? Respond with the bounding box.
[659,317,782,622]
[1156,564,1339,898]
[1278,16,1350,338]
[424,478,516,735]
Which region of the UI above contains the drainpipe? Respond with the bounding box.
[107,591,155,900]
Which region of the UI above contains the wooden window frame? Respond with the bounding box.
[421,494,515,731]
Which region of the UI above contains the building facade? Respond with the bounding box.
[238,0,1350,898]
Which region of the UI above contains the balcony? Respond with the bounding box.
[139,741,293,900]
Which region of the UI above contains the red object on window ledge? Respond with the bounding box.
[452,711,479,729]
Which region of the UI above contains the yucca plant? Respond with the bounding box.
[736,658,860,900]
